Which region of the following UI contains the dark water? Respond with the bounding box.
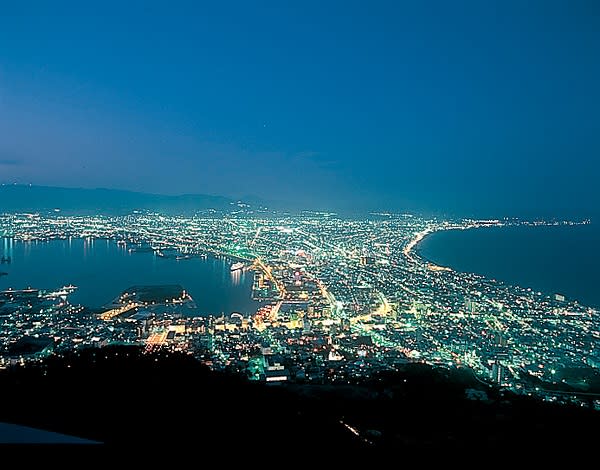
[418,224,600,308]
[0,237,259,315]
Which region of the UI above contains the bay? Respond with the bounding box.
[0,237,259,315]
[417,224,600,308]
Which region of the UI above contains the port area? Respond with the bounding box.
[99,284,196,321]
[127,245,198,261]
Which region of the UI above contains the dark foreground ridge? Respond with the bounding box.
[1,346,598,456]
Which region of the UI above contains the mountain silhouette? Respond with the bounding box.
[0,184,237,215]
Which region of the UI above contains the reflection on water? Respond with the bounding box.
[231,268,241,286]
[1,237,13,265]
[2,237,13,258]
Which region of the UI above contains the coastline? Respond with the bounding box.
[403,227,434,263]
[0,237,260,315]
[407,221,583,268]
[405,225,457,271]
[409,222,599,308]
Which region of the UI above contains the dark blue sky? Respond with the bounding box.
[1,1,599,216]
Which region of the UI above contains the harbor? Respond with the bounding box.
[0,237,260,315]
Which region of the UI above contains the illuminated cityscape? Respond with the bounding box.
[1,211,597,409]
[2,1,600,449]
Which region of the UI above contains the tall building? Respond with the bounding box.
[491,360,505,385]
[360,256,375,266]
[465,298,477,314]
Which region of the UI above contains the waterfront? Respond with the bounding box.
[417,223,600,308]
[0,237,259,315]
[1,212,598,404]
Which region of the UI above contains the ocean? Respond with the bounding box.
[417,223,600,308]
[0,237,260,315]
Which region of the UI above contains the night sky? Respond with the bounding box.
[1,1,599,217]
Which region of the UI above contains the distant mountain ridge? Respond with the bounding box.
[0,184,239,215]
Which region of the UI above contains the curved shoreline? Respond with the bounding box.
[406,222,571,272]
[408,223,545,271]
[403,227,435,263]
[408,222,599,308]
[0,237,259,314]
[404,225,463,270]
[412,229,451,269]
